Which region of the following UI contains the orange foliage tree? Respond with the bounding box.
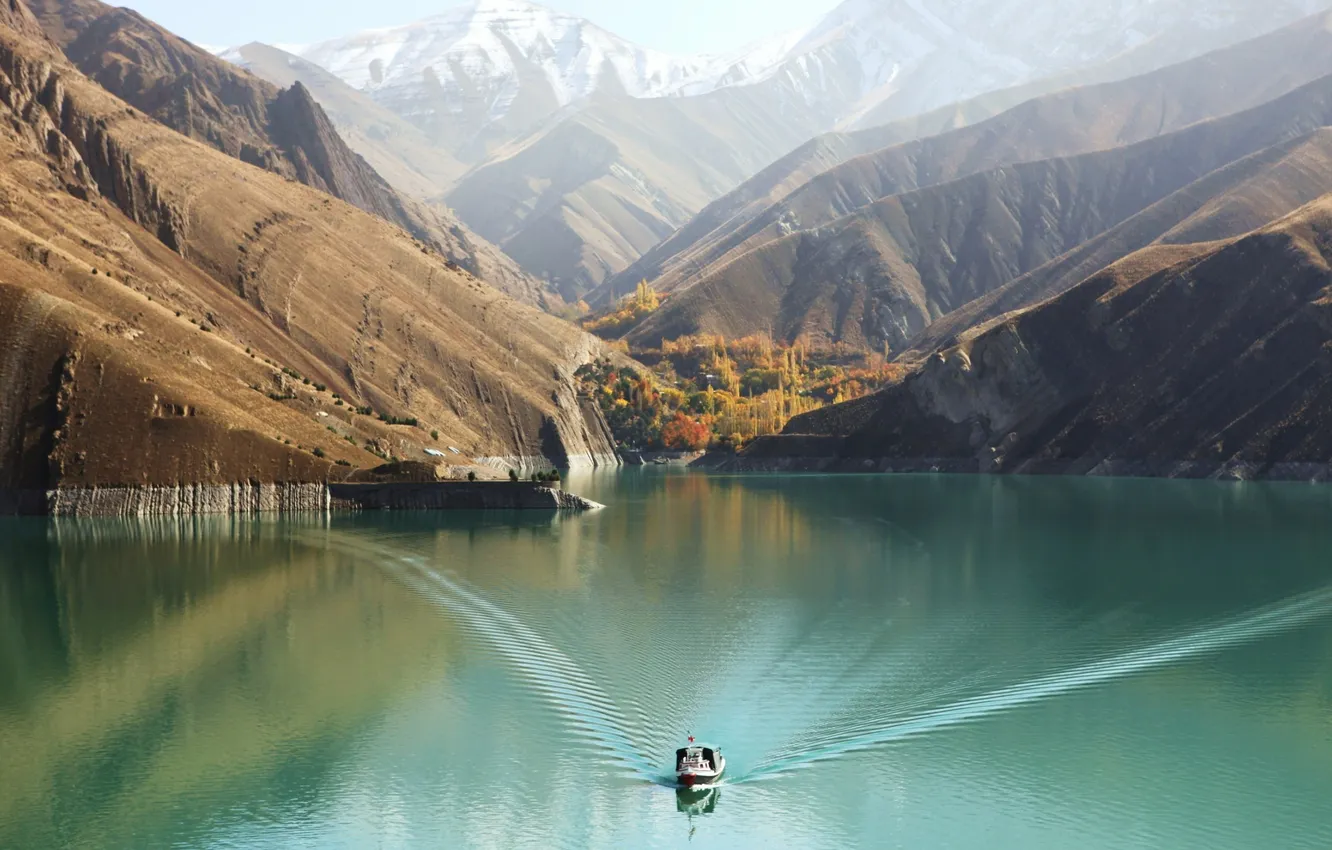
[660,412,711,451]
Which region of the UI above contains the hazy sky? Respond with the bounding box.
[120,0,838,55]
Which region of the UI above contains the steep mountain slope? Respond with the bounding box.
[27,0,552,308]
[0,1,616,509]
[614,11,1332,304]
[443,84,820,297]
[900,131,1332,362]
[269,0,1329,299]
[223,42,465,197]
[761,194,1332,480]
[626,73,1332,351]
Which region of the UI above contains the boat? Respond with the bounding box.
[675,737,725,787]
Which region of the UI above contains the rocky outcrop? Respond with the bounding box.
[44,482,330,516]
[0,38,187,247]
[0,0,47,40]
[2,481,605,516]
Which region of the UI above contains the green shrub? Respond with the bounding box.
[508,469,519,482]
[335,459,351,467]
[467,471,477,482]
[313,448,326,459]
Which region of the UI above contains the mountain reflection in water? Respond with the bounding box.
[2,471,1331,849]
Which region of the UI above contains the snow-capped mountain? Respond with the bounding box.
[231,0,1332,298]
[752,0,1332,126]
[290,0,1331,147]
[295,0,782,114]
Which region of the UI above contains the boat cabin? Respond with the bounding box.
[676,746,718,773]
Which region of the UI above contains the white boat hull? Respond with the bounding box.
[677,755,725,787]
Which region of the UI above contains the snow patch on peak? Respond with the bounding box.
[295,0,740,108]
[266,0,1332,155]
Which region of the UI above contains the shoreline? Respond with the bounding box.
[694,449,1332,483]
[1,481,604,518]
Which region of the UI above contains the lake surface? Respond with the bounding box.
[3,472,1332,849]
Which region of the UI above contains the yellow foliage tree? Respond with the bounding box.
[634,280,660,310]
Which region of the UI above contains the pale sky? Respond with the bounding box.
[120,0,839,55]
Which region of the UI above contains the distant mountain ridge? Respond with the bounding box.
[615,11,1332,349]
[290,0,1332,148]
[223,0,1332,298]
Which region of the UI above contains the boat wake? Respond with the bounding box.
[315,533,663,783]
[316,531,1332,790]
[734,585,1332,783]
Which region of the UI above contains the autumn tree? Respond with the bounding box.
[660,412,711,451]
[634,280,660,310]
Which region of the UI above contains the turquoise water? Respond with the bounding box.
[2,472,1332,848]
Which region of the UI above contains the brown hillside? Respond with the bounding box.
[218,42,551,310]
[773,195,1332,479]
[628,73,1332,353]
[613,11,1332,307]
[902,130,1332,361]
[25,0,552,309]
[0,5,616,503]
